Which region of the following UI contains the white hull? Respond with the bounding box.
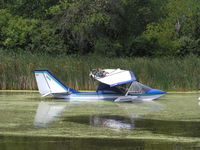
[52,93,120,102]
[52,93,164,102]
[134,94,165,101]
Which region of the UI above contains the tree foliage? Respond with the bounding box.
[144,0,200,56]
[0,0,199,56]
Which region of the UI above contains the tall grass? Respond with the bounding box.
[0,51,200,91]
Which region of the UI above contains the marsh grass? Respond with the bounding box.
[0,51,200,91]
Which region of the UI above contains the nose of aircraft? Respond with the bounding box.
[147,89,166,94]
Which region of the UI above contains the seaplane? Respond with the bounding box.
[34,69,166,102]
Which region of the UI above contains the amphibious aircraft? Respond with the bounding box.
[34,69,166,102]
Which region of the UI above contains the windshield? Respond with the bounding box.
[126,81,152,94]
[115,83,132,94]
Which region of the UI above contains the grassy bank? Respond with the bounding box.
[0,51,200,91]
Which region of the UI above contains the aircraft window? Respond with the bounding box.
[127,81,152,94]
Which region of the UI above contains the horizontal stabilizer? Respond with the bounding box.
[41,92,52,97]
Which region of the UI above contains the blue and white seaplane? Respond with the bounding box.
[34,69,166,102]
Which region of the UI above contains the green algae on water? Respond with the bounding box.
[0,92,200,145]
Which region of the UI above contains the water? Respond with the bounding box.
[0,92,200,150]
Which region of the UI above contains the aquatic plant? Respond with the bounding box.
[0,51,200,91]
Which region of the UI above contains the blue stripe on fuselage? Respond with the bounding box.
[68,92,122,97]
[54,92,161,97]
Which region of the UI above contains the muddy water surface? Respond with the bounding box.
[0,92,200,150]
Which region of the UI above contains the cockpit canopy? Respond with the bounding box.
[126,81,152,94]
[96,81,153,95]
[91,69,166,95]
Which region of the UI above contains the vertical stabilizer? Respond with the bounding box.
[34,69,78,96]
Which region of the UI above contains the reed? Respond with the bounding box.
[0,51,200,91]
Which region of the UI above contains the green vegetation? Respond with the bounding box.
[1,52,200,90]
[0,92,200,144]
[0,0,199,57]
[0,0,199,90]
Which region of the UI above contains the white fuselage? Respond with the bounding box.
[52,92,164,102]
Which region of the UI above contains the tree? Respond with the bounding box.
[47,0,160,56]
[0,9,67,54]
[144,0,200,56]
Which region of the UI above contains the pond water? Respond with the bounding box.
[0,92,200,150]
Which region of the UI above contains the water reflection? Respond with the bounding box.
[34,100,163,130]
[34,102,65,127]
[34,102,136,130]
[117,100,163,120]
[2,92,200,150]
[63,101,163,131]
[90,115,134,130]
[64,115,136,130]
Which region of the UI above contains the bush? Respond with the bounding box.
[0,9,67,54]
[178,37,200,56]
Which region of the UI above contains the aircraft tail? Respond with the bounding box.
[34,69,79,97]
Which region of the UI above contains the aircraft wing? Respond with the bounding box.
[90,69,136,87]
